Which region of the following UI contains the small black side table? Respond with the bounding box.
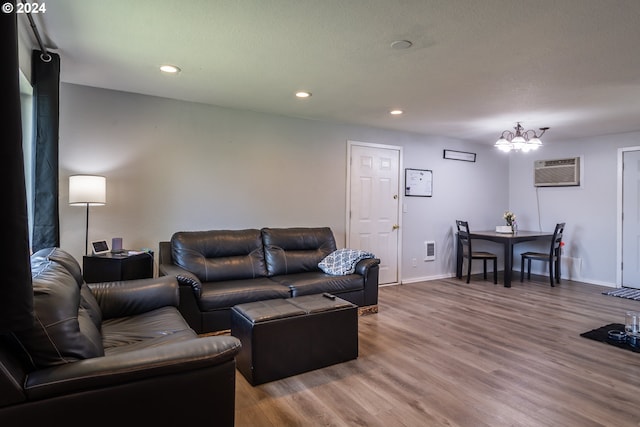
[83,251,154,283]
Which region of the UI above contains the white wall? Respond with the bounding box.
[508,132,640,286]
[400,137,509,281]
[58,83,508,280]
[17,15,33,84]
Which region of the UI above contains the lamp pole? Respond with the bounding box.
[85,202,90,255]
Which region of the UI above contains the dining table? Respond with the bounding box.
[456,230,554,287]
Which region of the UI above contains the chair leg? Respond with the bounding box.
[466,258,471,284]
[555,256,561,284]
[527,259,532,280]
[493,258,497,284]
[483,260,487,280]
[549,258,555,287]
[520,256,525,282]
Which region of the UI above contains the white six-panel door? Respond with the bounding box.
[347,142,402,285]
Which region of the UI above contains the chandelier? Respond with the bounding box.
[494,122,549,152]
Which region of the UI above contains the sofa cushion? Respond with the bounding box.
[198,278,291,311]
[80,284,103,329]
[318,248,376,275]
[101,306,195,354]
[171,229,268,281]
[270,272,364,297]
[262,227,337,276]
[15,256,104,369]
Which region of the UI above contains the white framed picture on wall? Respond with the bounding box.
[405,168,432,197]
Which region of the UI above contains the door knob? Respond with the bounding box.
[392,224,400,230]
[393,195,398,199]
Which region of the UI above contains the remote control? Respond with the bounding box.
[323,292,336,300]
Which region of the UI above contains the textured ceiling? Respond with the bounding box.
[23,0,640,145]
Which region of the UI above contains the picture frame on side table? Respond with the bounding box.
[405,168,433,197]
[91,240,110,255]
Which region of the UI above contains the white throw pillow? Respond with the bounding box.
[318,248,375,275]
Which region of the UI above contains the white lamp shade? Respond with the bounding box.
[528,137,543,149]
[69,175,106,206]
[494,138,509,147]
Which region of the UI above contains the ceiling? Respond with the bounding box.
[23,0,640,145]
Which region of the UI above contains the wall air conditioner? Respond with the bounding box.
[534,157,580,187]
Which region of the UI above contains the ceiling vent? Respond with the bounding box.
[534,157,580,187]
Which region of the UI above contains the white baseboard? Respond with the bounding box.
[401,273,456,284]
[399,272,616,288]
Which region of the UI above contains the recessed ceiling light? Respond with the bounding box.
[160,64,181,74]
[295,91,312,98]
[390,109,403,115]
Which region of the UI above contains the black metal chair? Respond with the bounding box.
[456,220,498,284]
[520,222,566,287]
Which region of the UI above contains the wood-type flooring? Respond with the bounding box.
[235,274,640,426]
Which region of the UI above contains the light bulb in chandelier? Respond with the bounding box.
[494,122,549,153]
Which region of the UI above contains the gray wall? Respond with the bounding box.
[508,133,640,286]
[18,15,635,287]
[51,83,640,287]
[58,83,509,282]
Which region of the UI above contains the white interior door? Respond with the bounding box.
[347,142,401,285]
[622,149,640,288]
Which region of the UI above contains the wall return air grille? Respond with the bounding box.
[424,241,436,261]
[534,157,580,187]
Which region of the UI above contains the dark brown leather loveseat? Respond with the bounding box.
[159,227,380,334]
[0,247,241,426]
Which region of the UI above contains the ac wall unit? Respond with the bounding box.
[534,157,580,187]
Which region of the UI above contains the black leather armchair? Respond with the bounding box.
[0,248,241,426]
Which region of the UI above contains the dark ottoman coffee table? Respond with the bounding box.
[231,294,358,385]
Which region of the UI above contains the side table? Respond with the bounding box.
[83,251,154,283]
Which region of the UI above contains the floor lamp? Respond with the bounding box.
[69,175,106,255]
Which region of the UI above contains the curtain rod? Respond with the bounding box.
[23,2,51,62]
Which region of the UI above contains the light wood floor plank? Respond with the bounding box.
[235,275,640,426]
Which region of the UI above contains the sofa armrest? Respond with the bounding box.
[159,263,202,298]
[355,257,381,276]
[24,336,241,400]
[88,276,179,319]
[355,258,380,306]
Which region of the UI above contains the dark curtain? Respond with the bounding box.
[31,50,60,251]
[0,1,34,332]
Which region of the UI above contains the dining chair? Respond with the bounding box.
[520,222,566,287]
[455,220,498,284]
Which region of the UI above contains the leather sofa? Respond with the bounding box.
[159,227,380,334]
[0,247,241,426]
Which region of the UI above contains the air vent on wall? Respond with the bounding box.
[534,157,580,187]
[424,241,436,261]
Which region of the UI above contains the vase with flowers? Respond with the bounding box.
[503,211,516,233]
